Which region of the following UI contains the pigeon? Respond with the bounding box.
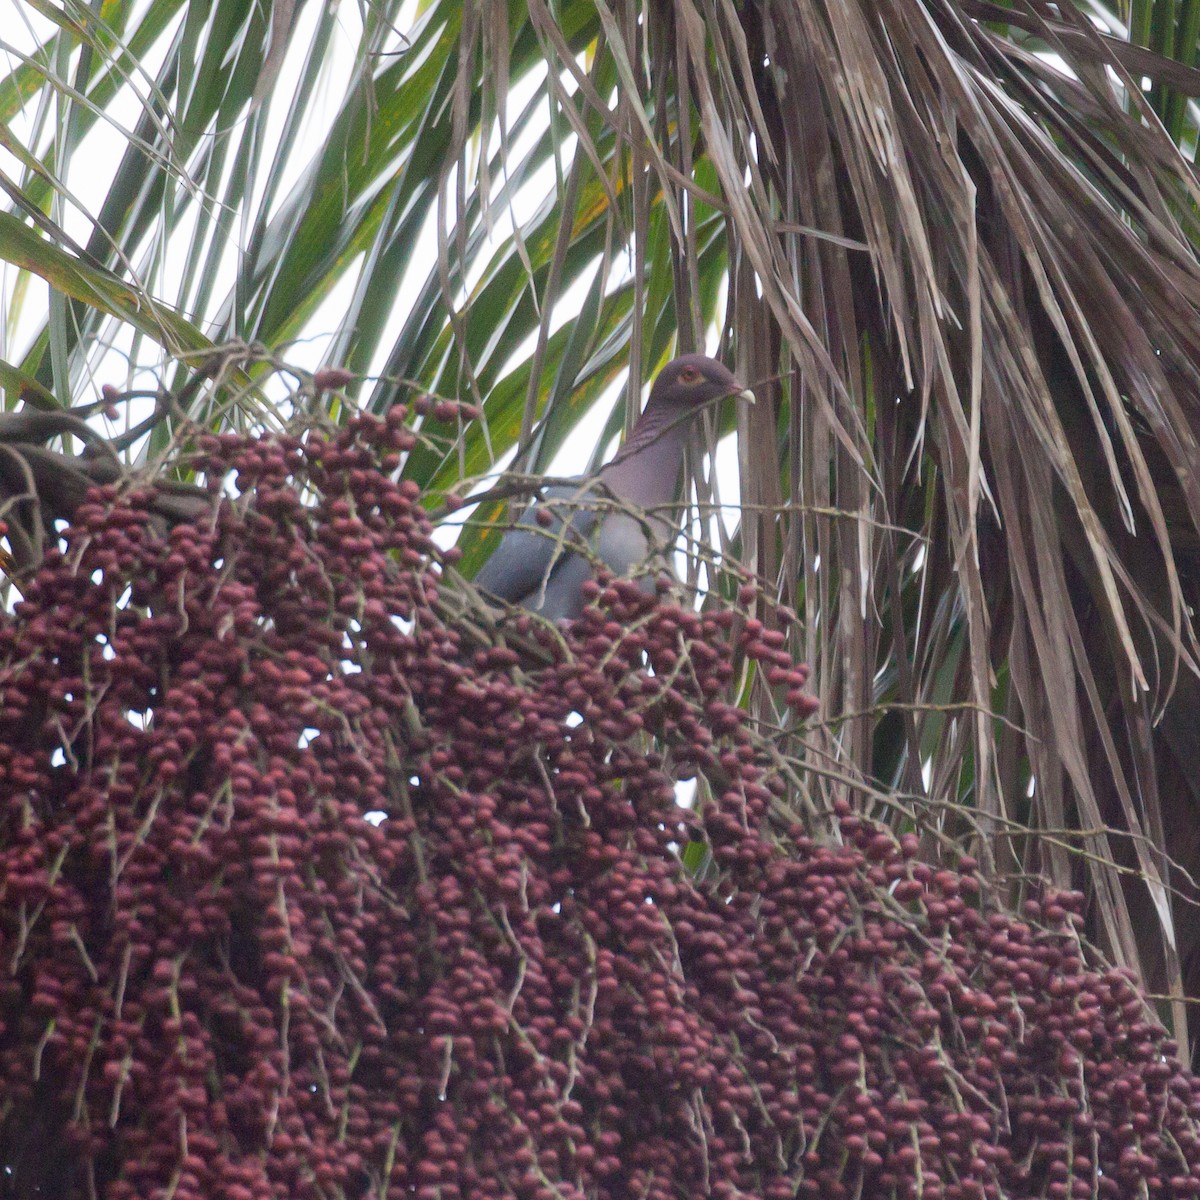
[474,354,753,620]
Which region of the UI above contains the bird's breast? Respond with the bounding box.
[597,510,672,576]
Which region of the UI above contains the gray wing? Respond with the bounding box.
[474,483,602,619]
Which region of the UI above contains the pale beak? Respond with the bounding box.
[735,386,756,405]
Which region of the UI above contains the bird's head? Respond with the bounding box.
[647,354,754,411]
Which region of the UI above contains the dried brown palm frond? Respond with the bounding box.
[614,0,1200,1059]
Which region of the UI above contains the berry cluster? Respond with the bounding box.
[0,405,1197,1198]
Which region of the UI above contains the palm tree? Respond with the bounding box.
[6,0,1200,1066]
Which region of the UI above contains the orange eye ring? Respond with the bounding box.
[679,366,703,384]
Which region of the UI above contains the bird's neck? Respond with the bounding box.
[599,401,692,509]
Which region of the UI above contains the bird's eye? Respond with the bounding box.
[679,366,702,384]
